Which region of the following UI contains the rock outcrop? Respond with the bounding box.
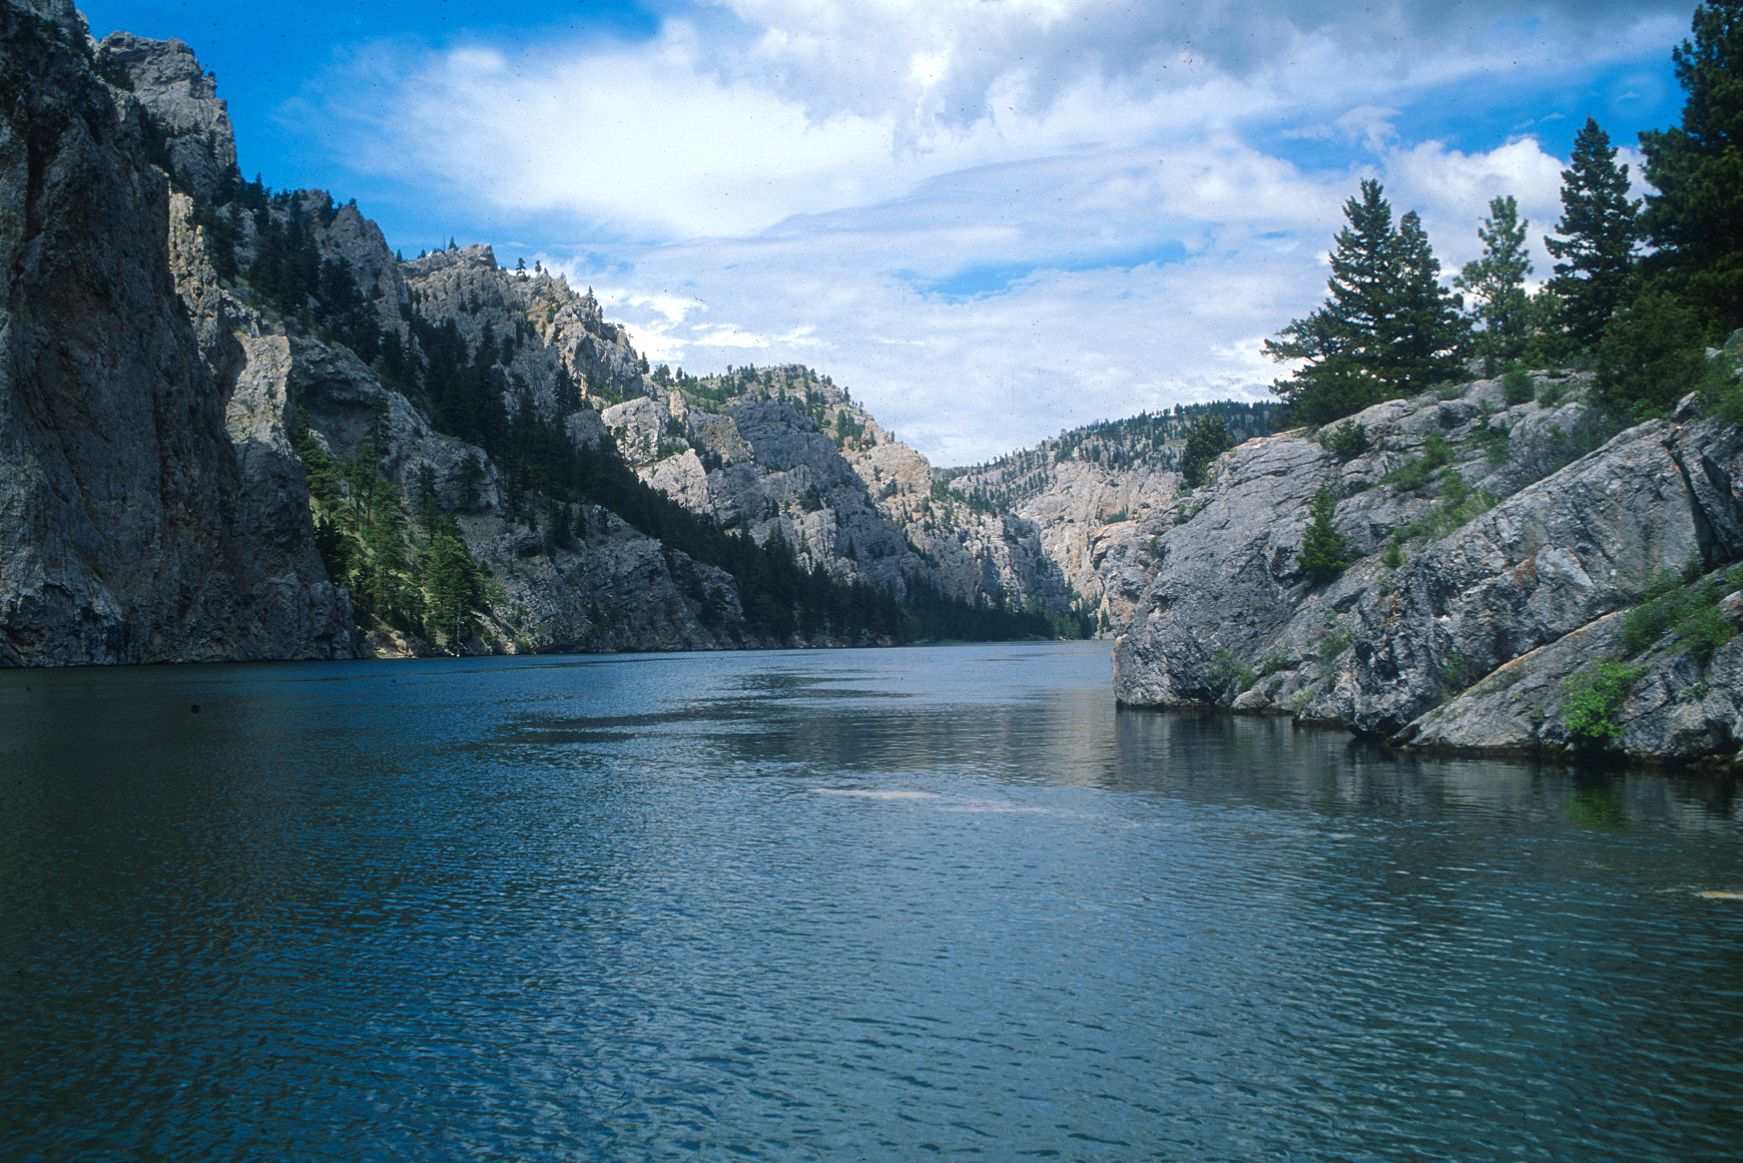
[397,257,1078,614]
[945,404,1276,629]
[1112,375,1743,767]
[0,5,353,665]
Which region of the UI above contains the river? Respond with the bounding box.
[3,641,1741,1160]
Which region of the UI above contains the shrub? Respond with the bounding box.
[1478,423,1511,465]
[1561,662,1646,752]
[1383,433,1455,492]
[1317,626,1354,667]
[1209,650,1257,700]
[1618,568,1741,664]
[1298,489,1352,584]
[1699,342,1743,427]
[1595,289,1708,418]
[1320,420,1369,462]
[1502,365,1534,406]
[1675,604,1734,666]
[1536,379,1567,408]
[1179,416,1234,489]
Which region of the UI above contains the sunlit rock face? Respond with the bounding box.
[1113,377,1743,767]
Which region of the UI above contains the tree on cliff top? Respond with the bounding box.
[1455,195,1534,375]
[1640,0,1743,334]
[1178,415,1234,489]
[1545,118,1640,350]
[1266,180,1466,426]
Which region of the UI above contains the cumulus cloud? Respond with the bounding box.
[543,131,1578,464]
[297,0,1694,460]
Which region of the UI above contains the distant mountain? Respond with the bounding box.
[941,403,1280,631]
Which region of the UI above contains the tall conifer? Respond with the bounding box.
[1267,180,1465,424]
[1545,118,1640,349]
[1455,196,1534,374]
[1389,210,1469,395]
[1640,0,1743,332]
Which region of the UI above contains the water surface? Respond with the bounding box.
[3,642,1742,1160]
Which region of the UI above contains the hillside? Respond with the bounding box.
[1112,369,1743,767]
[0,7,1081,664]
[941,404,1278,629]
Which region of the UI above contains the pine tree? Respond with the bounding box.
[413,463,441,534]
[1455,195,1534,374]
[1640,0,1743,333]
[1266,180,1465,424]
[1178,415,1233,489]
[1388,210,1469,394]
[424,531,482,650]
[1545,118,1640,350]
[1298,489,1351,585]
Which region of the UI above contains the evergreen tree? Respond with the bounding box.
[1455,195,1534,374]
[413,463,440,533]
[424,531,482,650]
[1266,180,1398,424]
[1266,180,1464,424]
[1640,0,1743,333]
[1178,415,1233,489]
[1388,210,1469,393]
[1298,489,1352,585]
[1545,118,1640,350]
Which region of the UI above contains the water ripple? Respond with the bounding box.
[3,644,1742,1160]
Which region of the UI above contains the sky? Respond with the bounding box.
[79,0,1699,465]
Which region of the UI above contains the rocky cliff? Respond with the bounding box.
[0,7,1073,666]
[1111,373,1743,768]
[400,257,1076,616]
[945,404,1277,630]
[0,2,353,665]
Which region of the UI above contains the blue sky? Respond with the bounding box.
[81,0,1697,463]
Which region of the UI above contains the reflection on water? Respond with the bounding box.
[2,642,1742,1160]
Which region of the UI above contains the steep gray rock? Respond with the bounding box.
[1334,414,1740,736]
[0,6,352,666]
[94,31,238,203]
[398,257,1077,613]
[1111,373,1743,765]
[1401,582,1743,766]
[944,404,1276,631]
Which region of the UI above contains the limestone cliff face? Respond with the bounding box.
[400,256,1075,614]
[0,4,352,665]
[1111,376,1743,767]
[93,32,236,204]
[663,367,1071,611]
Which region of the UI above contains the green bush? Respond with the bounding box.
[1561,661,1646,751]
[1478,423,1511,465]
[1536,379,1567,408]
[1320,420,1369,462]
[1595,289,1709,418]
[1618,567,1740,664]
[1209,650,1258,700]
[1179,415,1234,489]
[1675,604,1734,665]
[1502,365,1534,406]
[1699,343,1743,427]
[1298,489,1352,584]
[1384,433,1455,492]
[1317,626,1354,666]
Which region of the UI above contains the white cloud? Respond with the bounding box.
[541,129,1622,464]
[298,0,1694,462]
